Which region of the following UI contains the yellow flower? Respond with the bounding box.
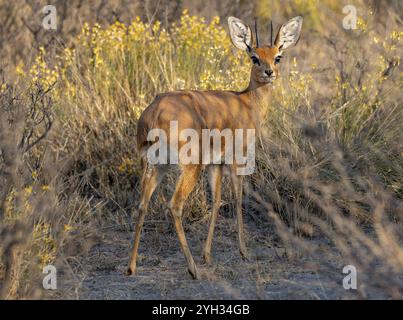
[118,158,134,173]
[357,18,367,31]
[16,61,25,76]
[390,31,402,41]
[25,186,33,195]
[32,171,38,179]
[64,224,73,232]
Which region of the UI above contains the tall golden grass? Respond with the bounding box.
[0,2,402,299]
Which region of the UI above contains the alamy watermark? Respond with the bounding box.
[42,265,57,290]
[342,5,358,30]
[342,265,357,290]
[42,5,57,30]
[146,121,256,175]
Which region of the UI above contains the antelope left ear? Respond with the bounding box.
[274,16,303,51]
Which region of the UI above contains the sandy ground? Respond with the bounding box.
[54,213,389,300]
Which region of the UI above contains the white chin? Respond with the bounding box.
[260,78,272,83]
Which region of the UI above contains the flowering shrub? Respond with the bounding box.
[31,11,250,118]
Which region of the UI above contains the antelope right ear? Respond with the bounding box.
[228,17,252,52]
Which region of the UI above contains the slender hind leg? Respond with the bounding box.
[169,165,201,279]
[231,168,248,260]
[127,163,165,275]
[203,165,222,264]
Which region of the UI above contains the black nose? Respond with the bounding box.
[265,69,273,77]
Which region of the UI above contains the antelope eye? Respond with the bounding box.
[274,56,282,65]
[251,56,260,66]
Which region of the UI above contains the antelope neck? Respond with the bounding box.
[240,79,273,110]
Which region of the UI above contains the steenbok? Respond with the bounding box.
[127,16,303,279]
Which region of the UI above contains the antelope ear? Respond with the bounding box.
[274,16,303,51]
[228,16,252,52]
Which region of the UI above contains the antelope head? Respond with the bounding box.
[228,16,303,86]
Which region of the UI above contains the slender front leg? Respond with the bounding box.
[203,165,222,264]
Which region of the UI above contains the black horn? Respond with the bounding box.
[270,20,273,46]
[254,17,259,47]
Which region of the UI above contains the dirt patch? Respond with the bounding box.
[52,214,394,300]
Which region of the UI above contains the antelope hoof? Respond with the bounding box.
[188,265,199,280]
[240,249,249,261]
[126,267,135,276]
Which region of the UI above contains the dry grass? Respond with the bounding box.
[0,0,402,299]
